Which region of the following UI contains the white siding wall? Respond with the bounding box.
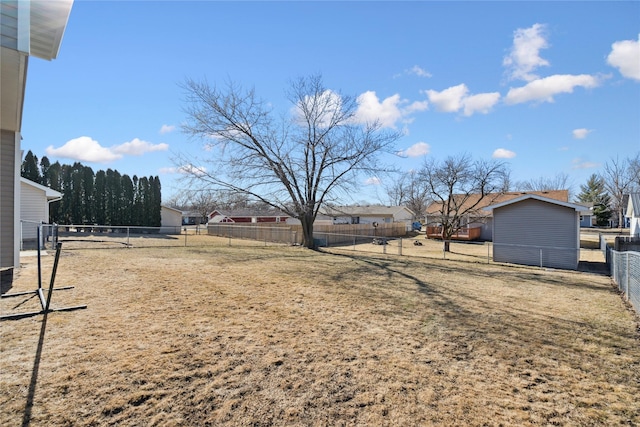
[20,180,47,240]
[493,199,579,270]
[631,216,640,238]
[160,207,182,234]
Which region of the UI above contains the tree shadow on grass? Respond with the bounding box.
[321,250,636,362]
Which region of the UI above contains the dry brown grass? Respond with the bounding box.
[1,236,638,426]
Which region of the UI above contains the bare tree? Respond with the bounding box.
[601,155,638,227]
[515,172,572,198]
[179,75,401,248]
[384,173,408,207]
[384,170,430,221]
[421,154,507,251]
[630,152,640,189]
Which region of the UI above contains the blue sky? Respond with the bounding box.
[21,1,640,204]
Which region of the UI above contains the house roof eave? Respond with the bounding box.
[484,194,585,212]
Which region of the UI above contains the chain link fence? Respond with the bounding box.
[610,251,640,315]
[600,233,640,315]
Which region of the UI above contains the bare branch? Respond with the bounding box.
[177,75,401,248]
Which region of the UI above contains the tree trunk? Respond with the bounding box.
[441,228,450,252]
[300,213,315,249]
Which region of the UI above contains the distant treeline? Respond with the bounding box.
[21,150,161,227]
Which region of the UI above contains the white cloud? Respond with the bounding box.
[407,65,432,78]
[426,84,500,116]
[403,99,429,115]
[492,148,516,159]
[426,84,468,113]
[364,176,381,186]
[607,34,640,81]
[398,142,430,158]
[572,128,592,139]
[159,124,176,134]
[462,92,501,116]
[504,74,601,104]
[46,136,122,163]
[113,138,169,156]
[355,91,403,127]
[354,91,428,128]
[503,23,550,82]
[571,158,600,170]
[46,136,169,163]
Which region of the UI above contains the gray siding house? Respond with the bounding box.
[485,194,583,270]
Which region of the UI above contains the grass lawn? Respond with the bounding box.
[1,236,638,426]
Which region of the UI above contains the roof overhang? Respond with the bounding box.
[484,194,585,212]
[20,177,63,200]
[29,0,74,61]
[161,205,184,214]
[0,0,73,133]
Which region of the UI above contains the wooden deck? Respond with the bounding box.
[425,226,482,241]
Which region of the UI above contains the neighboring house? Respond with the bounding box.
[160,206,183,234]
[320,205,415,228]
[425,190,569,241]
[1,0,74,287]
[182,211,208,226]
[208,209,290,224]
[626,193,640,237]
[20,177,62,246]
[484,194,584,270]
[576,202,594,228]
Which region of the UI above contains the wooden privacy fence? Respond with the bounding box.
[207,222,408,245]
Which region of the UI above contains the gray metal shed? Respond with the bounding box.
[485,194,583,270]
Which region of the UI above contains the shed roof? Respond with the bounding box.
[20,177,62,200]
[161,205,183,215]
[425,190,568,216]
[483,193,585,212]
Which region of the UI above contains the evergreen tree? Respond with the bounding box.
[577,174,612,226]
[60,164,74,224]
[121,174,134,226]
[150,176,162,227]
[48,162,62,223]
[82,166,96,223]
[132,175,142,226]
[40,156,51,187]
[95,170,107,225]
[106,169,123,225]
[138,176,150,226]
[21,150,41,183]
[22,153,162,227]
[70,163,84,224]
